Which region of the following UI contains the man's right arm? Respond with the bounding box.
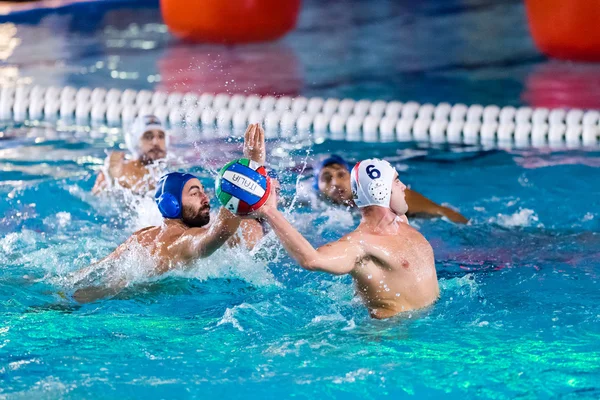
[92,152,125,194]
[262,207,361,275]
[92,171,107,195]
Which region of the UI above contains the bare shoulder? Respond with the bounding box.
[120,159,150,178]
[107,151,126,163]
[134,224,191,253]
[351,224,423,252]
[133,225,159,236]
[168,226,210,245]
[321,231,365,253]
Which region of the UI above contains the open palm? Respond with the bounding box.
[243,123,266,165]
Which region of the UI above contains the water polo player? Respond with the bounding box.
[252,158,440,319]
[297,154,468,223]
[92,114,168,195]
[73,124,266,303]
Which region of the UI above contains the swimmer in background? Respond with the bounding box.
[72,124,267,303]
[92,114,168,195]
[297,155,468,224]
[251,158,440,319]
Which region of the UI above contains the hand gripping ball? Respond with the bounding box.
[215,158,271,215]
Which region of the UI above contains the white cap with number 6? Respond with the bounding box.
[350,158,397,208]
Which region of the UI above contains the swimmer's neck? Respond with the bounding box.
[163,218,189,230]
[359,206,406,234]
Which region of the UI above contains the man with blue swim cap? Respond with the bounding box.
[73,124,267,303]
[155,172,211,226]
[251,157,440,319]
[308,154,468,223]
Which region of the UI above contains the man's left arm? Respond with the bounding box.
[169,207,241,262]
[405,188,468,224]
[226,219,264,250]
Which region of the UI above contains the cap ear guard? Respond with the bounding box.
[154,172,195,219]
[368,180,389,202]
[156,192,181,219]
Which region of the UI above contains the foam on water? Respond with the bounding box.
[489,208,541,228]
[168,245,279,288]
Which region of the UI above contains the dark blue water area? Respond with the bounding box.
[2,0,600,109]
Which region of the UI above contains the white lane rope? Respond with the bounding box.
[0,84,598,147]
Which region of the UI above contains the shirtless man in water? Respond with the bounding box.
[92,114,168,195]
[254,158,439,318]
[73,124,267,303]
[301,155,468,224]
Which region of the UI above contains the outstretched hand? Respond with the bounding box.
[243,123,266,165]
[242,180,278,220]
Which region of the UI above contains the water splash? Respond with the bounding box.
[488,208,541,228]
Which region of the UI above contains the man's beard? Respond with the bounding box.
[326,188,350,205]
[141,148,166,163]
[182,205,210,228]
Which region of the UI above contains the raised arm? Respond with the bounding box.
[224,122,268,250]
[169,123,268,259]
[405,188,468,224]
[92,152,125,194]
[91,171,108,195]
[260,204,361,275]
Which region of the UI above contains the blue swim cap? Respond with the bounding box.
[155,172,197,219]
[313,155,351,191]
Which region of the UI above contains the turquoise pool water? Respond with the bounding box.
[0,128,599,398]
[1,0,600,398]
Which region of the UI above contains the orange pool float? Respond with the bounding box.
[160,0,302,43]
[526,0,600,61]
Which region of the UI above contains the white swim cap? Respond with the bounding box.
[350,158,397,208]
[125,114,167,158]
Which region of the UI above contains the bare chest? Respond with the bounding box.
[115,163,154,191]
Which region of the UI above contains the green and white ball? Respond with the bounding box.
[215,158,271,215]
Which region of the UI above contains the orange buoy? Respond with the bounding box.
[525,0,600,61]
[160,0,302,44]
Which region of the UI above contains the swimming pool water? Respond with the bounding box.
[0,128,599,398]
[1,0,600,397]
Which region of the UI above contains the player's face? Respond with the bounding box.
[181,178,211,227]
[389,172,408,216]
[139,129,167,161]
[318,164,352,205]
